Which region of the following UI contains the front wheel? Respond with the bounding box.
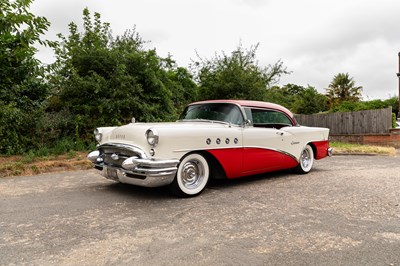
[294,144,314,174]
[170,153,210,197]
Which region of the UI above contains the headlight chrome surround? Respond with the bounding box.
[146,129,159,147]
[94,128,102,143]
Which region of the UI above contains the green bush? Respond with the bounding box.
[0,104,26,154]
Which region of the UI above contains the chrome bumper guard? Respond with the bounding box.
[327,147,333,157]
[87,150,179,187]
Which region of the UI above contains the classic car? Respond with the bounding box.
[87,100,332,197]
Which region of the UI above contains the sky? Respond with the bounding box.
[31,0,400,100]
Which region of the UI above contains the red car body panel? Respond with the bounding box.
[208,148,298,179]
[312,140,330,160]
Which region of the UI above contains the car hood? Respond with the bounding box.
[119,120,233,131]
[101,121,236,146]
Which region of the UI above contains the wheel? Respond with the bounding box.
[170,153,210,197]
[294,144,314,174]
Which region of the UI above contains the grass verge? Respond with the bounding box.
[0,152,92,178]
[331,142,397,155]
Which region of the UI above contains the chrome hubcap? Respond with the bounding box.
[301,149,311,168]
[181,160,204,189]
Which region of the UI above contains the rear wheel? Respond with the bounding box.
[170,153,210,197]
[294,144,314,174]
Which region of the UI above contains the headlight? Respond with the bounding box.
[94,128,102,142]
[146,129,159,146]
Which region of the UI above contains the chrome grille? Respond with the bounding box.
[98,144,142,168]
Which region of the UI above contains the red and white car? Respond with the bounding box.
[88,100,332,197]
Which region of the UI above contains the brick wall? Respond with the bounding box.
[330,129,400,148]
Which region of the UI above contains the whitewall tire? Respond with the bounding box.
[170,153,210,197]
[295,144,314,174]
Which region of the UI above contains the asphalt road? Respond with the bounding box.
[1,155,400,266]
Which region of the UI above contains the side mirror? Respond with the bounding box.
[131,117,136,123]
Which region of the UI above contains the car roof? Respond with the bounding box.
[189,99,294,117]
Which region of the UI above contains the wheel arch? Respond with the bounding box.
[307,142,318,160]
[180,150,227,180]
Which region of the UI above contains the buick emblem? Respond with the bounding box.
[111,153,119,160]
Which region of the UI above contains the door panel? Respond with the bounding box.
[242,127,294,174]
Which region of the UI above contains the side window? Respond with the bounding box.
[244,108,253,124]
[247,108,293,128]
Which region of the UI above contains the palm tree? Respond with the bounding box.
[326,73,363,108]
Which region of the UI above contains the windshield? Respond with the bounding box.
[180,103,244,125]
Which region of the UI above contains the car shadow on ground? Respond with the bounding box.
[94,169,296,200]
[97,181,173,200]
[207,169,292,190]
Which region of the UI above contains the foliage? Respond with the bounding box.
[265,84,328,114]
[384,96,399,117]
[392,113,396,129]
[326,73,363,108]
[330,97,398,113]
[0,104,24,154]
[291,87,328,114]
[0,0,53,154]
[49,8,197,143]
[264,85,297,109]
[193,43,290,101]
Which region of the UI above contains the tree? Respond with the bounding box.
[265,84,328,114]
[265,84,306,109]
[330,97,399,114]
[49,9,196,142]
[325,73,363,108]
[0,0,52,154]
[192,43,290,101]
[291,86,328,114]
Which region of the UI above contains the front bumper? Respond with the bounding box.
[87,146,179,187]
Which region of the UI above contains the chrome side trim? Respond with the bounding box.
[240,146,296,159]
[270,148,298,162]
[174,146,299,163]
